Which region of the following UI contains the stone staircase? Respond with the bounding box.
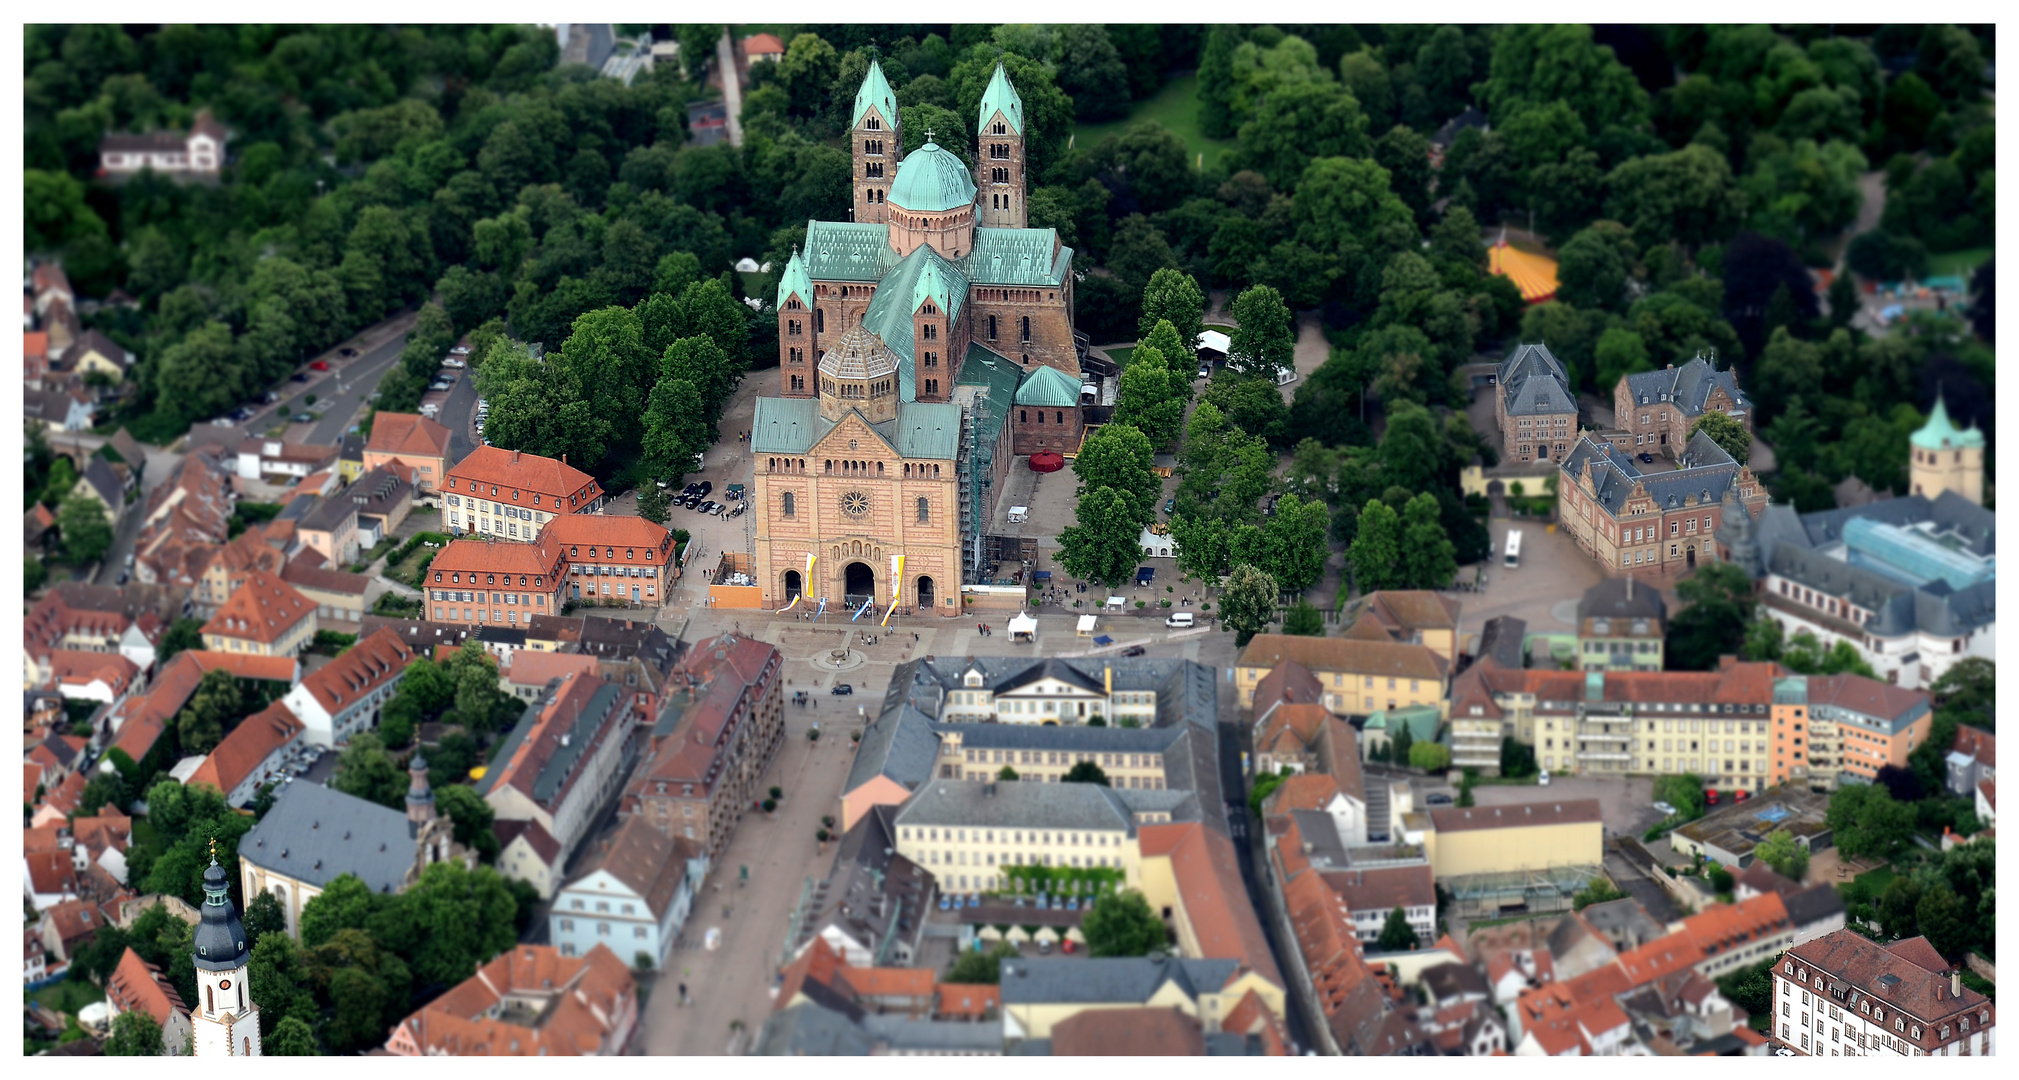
[1363,779,1392,842]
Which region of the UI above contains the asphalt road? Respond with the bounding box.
[78,439,183,587]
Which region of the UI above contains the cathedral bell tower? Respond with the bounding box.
[191,846,261,1057]
[851,59,900,224]
[975,62,1027,228]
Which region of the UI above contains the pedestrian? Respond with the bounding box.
[679,983,688,1005]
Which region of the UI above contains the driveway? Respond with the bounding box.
[1457,520,1614,660]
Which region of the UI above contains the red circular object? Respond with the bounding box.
[1029,452,1065,473]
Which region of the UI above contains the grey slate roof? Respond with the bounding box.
[80,457,123,510]
[754,1001,874,1055]
[845,692,942,797]
[997,955,1240,1005]
[1560,431,1743,516]
[1620,356,1751,418]
[237,780,415,894]
[936,722,1184,755]
[991,657,1105,695]
[1497,343,1576,418]
[893,778,1138,834]
[299,493,358,532]
[1578,578,1668,622]
[1477,615,1528,669]
[1785,882,1847,928]
[859,1014,1004,1053]
[794,804,934,964]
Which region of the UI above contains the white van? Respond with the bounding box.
[1165,611,1195,629]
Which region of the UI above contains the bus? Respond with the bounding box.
[1504,529,1523,568]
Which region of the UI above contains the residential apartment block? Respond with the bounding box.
[426,537,565,626]
[483,673,641,898]
[200,570,317,657]
[1235,634,1449,714]
[1451,657,1780,789]
[1575,577,1667,671]
[442,446,603,538]
[280,627,417,747]
[542,513,677,608]
[1773,929,1994,1057]
[622,634,785,860]
[1768,673,1932,790]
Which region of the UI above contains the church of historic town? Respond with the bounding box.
[753,61,1091,616]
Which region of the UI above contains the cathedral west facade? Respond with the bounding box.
[753,61,1085,616]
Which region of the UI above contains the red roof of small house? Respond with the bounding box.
[26,850,78,897]
[201,569,315,644]
[107,947,188,1027]
[186,700,303,796]
[743,32,786,55]
[365,412,452,460]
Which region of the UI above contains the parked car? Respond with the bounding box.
[830,684,854,696]
[210,417,234,427]
[442,357,465,368]
[1706,788,1719,806]
[1122,645,1145,656]
[1537,770,1551,786]
[1165,612,1195,629]
[683,483,702,497]
[727,503,745,518]
[1425,793,1454,805]
[338,347,358,357]
[309,360,328,371]
[1638,452,1655,464]
[697,501,718,514]
[439,372,457,383]
[261,391,280,404]
[656,478,670,488]
[290,372,311,382]
[1196,366,1210,379]
[709,502,727,515]
[115,570,129,586]
[1652,801,1677,817]
[450,344,470,355]
[696,481,713,496]
[1163,496,1175,514]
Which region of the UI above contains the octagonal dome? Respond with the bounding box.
[820,325,900,381]
[887,140,977,214]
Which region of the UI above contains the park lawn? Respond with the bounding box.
[32,976,105,1015]
[1103,345,1136,367]
[1846,864,1897,901]
[1928,247,1991,278]
[1072,74,1235,166]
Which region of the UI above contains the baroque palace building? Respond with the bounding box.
[753,60,1088,616]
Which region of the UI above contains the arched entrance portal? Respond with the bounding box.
[844,561,876,606]
[917,576,935,610]
[783,569,803,601]
[1686,547,1696,569]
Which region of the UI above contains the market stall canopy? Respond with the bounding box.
[1488,240,1558,304]
[1029,451,1065,473]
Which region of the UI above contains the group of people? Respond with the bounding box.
[976,623,994,636]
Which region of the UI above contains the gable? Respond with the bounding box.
[810,411,901,461]
[564,868,644,902]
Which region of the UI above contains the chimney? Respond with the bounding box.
[1952,971,1963,998]
[512,450,520,464]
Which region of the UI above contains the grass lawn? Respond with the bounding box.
[31,976,105,1016]
[1845,865,1897,901]
[1072,74,1234,166]
[1927,247,1991,278]
[1103,345,1136,367]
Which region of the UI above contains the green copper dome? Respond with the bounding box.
[1911,397,1985,450]
[887,140,977,214]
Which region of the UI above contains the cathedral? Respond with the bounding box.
[754,61,1089,616]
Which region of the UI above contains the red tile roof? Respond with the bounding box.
[107,947,187,1027]
[835,966,937,998]
[1321,864,1435,915]
[1266,772,1343,815]
[39,772,89,818]
[430,536,565,579]
[294,628,415,714]
[444,445,601,506]
[1952,725,1995,768]
[201,569,315,645]
[935,983,999,1019]
[186,650,299,683]
[1051,1007,1207,1055]
[1806,672,1930,721]
[365,412,451,459]
[539,513,676,561]
[388,944,634,1056]
[1146,821,1283,988]
[27,851,78,896]
[1678,891,1789,961]
[186,700,303,796]
[502,650,599,687]
[39,897,104,948]
[1238,634,1448,682]
[43,649,140,696]
[743,32,786,54]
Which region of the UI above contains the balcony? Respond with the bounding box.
[1579,729,1633,742]
[1577,750,1633,763]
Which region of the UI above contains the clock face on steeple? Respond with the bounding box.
[840,491,871,519]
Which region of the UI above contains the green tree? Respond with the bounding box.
[1827,783,1916,861]
[1055,25,1131,122]
[1071,422,1159,524]
[105,1008,163,1056]
[778,33,840,118]
[1929,658,1994,721]
[398,860,521,987]
[1715,960,1776,1022]
[1593,326,1653,395]
[1058,486,1148,589]
[1219,564,1280,647]
[330,733,407,810]
[1063,761,1111,786]
[57,493,113,565]
[1754,829,1810,881]
[266,1015,320,1056]
[1688,411,1751,465]
[1665,562,1756,671]
[1409,741,1452,772]
[1479,24,1649,132]
[1112,344,1190,448]
[946,942,1017,985]
[156,617,205,664]
[1347,498,1403,593]
[1555,222,1636,311]
[1082,889,1167,957]
[1238,82,1374,191]
[1375,906,1420,951]
[1653,773,1707,819]
[1138,270,1205,357]
[997,765,1020,782]
[1572,877,1627,911]
[25,555,47,593]
[1604,144,1745,254]
[1399,492,1457,590]
[243,889,287,954]
[176,667,245,756]
[1501,737,1538,778]
[1283,600,1324,636]
[1228,285,1296,376]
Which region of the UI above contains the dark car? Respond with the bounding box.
[1425,793,1455,805]
[1122,645,1146,657]
[339,347,358,357]
[683,483,703,497]
[696,481,713,496]
[1638,452,1655,464]
[291,372,311,382]
[1163,496,1175,514]
[294,412,316,423]
[830,683,854,696]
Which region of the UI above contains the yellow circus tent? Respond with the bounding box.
[1489,241,1559,304]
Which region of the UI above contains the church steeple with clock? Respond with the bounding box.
[191,846,261,1057]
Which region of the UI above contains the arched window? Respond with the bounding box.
[815,309,824,333]
[988,315,997,340]
[917,498,930,523]
[1022,316,1031,341]
[825,460,833,473]
[1021,409,1028,423]
[782,492,795,517]
[1056,411,1064,424]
